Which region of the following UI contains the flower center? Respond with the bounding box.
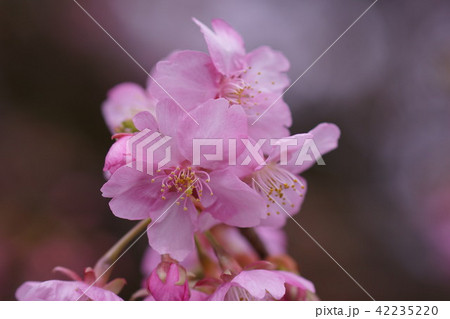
[252,164,305,214]
[219,76,255,106]
[152,167,213,211]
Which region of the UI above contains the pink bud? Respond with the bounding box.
[103,135,132,179]
[147,260,190,301]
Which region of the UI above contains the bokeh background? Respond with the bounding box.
[1,0,450,300]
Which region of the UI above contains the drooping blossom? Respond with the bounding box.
[149,18,292,144]
[250,123,341,227]
[102,82,156,133]
[16,267,124,301]
[205,265,315,301]
[101,98,266,261]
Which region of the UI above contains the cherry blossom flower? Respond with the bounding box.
[148,18,292,144]
[207,267,315,301]
[251,123,341,227]
[101,98,265,261]
[16,267,124,301]
[102,82,156,133]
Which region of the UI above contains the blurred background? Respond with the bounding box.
[1,0,449,300]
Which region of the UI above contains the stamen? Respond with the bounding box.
[252,164,305,210]
[156,167,213,211]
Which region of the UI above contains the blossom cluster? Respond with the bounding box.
[16,18,340,301]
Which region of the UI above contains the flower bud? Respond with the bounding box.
[147,258,190,301]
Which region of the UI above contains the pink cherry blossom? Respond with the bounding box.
[251,123,341,227]
[16,267,123,301]
[148,19,292,143]
[102,82,156,133]
[16,280,123,301]
[101,98,266,261]
[208,268,315,301]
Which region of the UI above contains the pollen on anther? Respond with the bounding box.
[267,212,271,216]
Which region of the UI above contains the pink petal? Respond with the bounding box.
[147,201,196,261]
[103,135,131,178]
[132,111,158,132]
[289,123,341,174]
[232,269,286,300]
[247,99,292,149]
[148,50,218,110]
[278,271,316,293]
[206,169,264,227]
[155,99,188,139]
[102,82,155,133]
[208,282,233,301]
[266,133,313,165]
[178,98,248,170]
[101,166,161,220]
[15,280,122,301]
[193,18,246,76]
[148,263,190,301]
[243,46,290,92]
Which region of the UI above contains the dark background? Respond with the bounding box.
[1,0,450,300]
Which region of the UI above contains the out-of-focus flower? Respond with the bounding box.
[149,18,292,144]
[212,225,287,267]
[102,83,156,134]
[15,267,124,301]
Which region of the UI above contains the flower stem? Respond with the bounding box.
[239,227,268,259]
[94,218,151,282]
[204,230,242,274]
